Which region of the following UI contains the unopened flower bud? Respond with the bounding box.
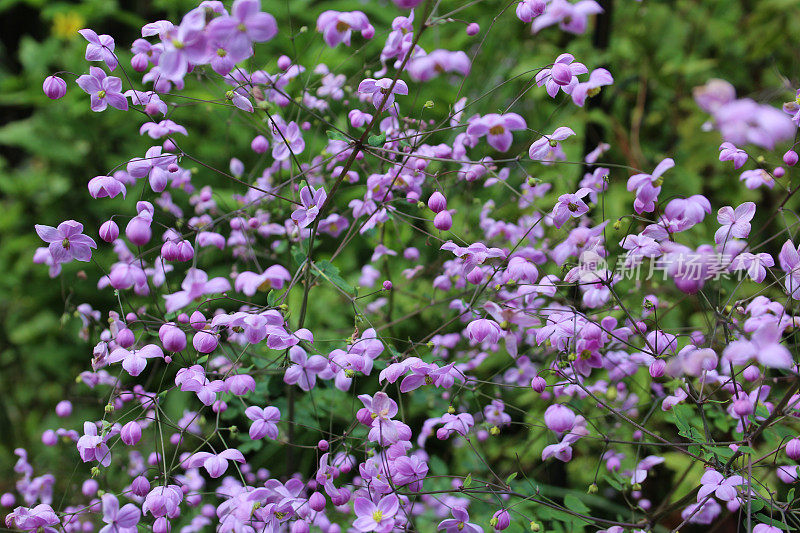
[43,75,67,99]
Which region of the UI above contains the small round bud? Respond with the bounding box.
[251,135,269,154]
[433,210,453,231]
[587,483,598,494]
[649,359,666,378]
[786,438,800,460]
[531,376,546,393]
[317,439,329,451]
[126,216,152,246]
[116,327,135,348]
[309,491,326,512]
[382,280,393,291]
[490,425,500,436]
[427,191,447,213]
[193,331,218,354]
[466,23,480,36]
[277,55,292,70]
[42,429,57,446]
[1,493,16,508]
[43,75,67,99]
[131,475,150,497]
[55,400,73,417]
[99,220,119,242]
[784,150,799,167]
[121,421,142,445]
[775,166,786,178]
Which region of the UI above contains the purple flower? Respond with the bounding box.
[35,220,97,264]
[5,504,60,532]
[184,449,245,478]
[108,344,164,376]
[740,169,774,189]
[42,75,67,99]
[571,68,613,106]
[528,127,575,161]
[206,0,278,64]
[271,119,306,161]
[718,142,748,169]
[466,113,527,152]
[551,188,592,228]
[626,158,674,214]
[533,0,603,35]
[127,146,177,193]
[88,175,126,199]
[352,494,399,533]
[291,185,327,228]
[245,405,280,440]
[465,318,502,344]
[544,404,576,434]
[77,422,111,467]
[722,323,793,368]
[714,202,755,244]
[730,252,774,283]
[163,268,231,312]
[78,29,117,71]
[408,50,471,82]
[358,77,409,113]
[234,265,292,295]
[438,507,482,533]
[316,11,374,48]
[76,67,128,112]
[157,8,209,82]
[516,0,547,22]
[283,346,329,391]
[698,469,745,502]
[536,53,588,97]
[99,493,140,533]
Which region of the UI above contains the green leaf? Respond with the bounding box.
[564,494,590,515]
[314,259,354,293]
[755,514,790,530]
[505,472,517,485]
[463,473,472,488]
[326,129,348,141]
[367,133,386,147]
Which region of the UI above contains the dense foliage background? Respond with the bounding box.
[1,0,799,531]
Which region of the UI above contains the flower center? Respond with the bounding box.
[489,125,505,135]
[336,21,350,32]
[62,238,71,249]
[238,23,247,33]
[568,202,579,212]
[424,375,433,385]
[217,48,227,57]
[372,510,383,522]
[97,90,106,99]
[172,39,184,49]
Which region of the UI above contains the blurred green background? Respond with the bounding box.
[0,0,798,527]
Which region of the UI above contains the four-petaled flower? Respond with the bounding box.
[352,494,399,533]
[35,220,97,265]
[358,78,409,113]
[76,67,128,112]
[551,188,592,228]
[466,113,527,152]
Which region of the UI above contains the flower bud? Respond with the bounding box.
[120,421,142,446]
[1,493,16,507]
[43,75,67,99]
[786,438,800,460]
[277,55,292,70]
[42,429,57,446]
[428,191,447,213]
[784,150,799,167]
[433,210,452,231]
[55,400,73,417]
[251,135,269,154]
[318,439,329,451]
[126,216,152,246]
[742,365,760,381]
[309,491,326,512]
[99,220,119,242]
[775,166,785,178]
[193,331,218,353]
[732,398,753,417]
[116,327,135,348]
[466,23,480,36]
[159,323,187,352]
[190,311,207,330]
[491,509,510,530]
[177,240,194,262]
[382,280,393,291]
[649,359,666,378]
[531,376,546,393]
[82,479,99,497]
[131,475,150,497]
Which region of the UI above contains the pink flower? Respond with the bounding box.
[283,346,329,391]
[163,268,231,312]
[316,10,374,48]
[535,53,588,97]
[352,494,399,533]
[571,68,613,106]
[78,28,117,71]
[235,265,292,295]
[358,77,409,113]
[76,67,128,112]
[714,202,755,244]
[626,158,674,214]
[528,126,575,161]
[718,142,748,169]
[77,422,111,467]
[183,449,246,478]
[544,404,576,434]
[244,405,280,440]
[108,344,164,376]
[291,185,327,228]
[466,113,527,152]
[438,507,482,533]
[698,469,745,502]
[551,188,592,228]
[35,220,97,264]
[99,493,140,533]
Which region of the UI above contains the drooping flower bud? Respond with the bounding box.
[428,191,447,213]
[126,216,152,246]
[99,220,119,242]
[433,210,452,231]
[121,421,142,445]
[43,75,67,99]
[159,323,187,352]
